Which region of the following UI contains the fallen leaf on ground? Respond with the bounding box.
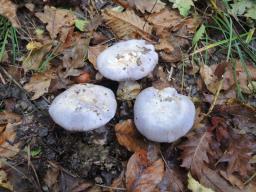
[22,41,52,72]
[103,9,153,41]
[200,166,241,192]
[0,0,19,27]
[126,149,164,191]
[219,133,254,176]
[200,64,220,94]
[188,172,215,192]
[110,171,125,192]
[156,167,185,192]
[179,129,213,177]
[0,168,13,191]
[115,119,148,152]
[169,0,195,17]
[128,0,166,13]
[0,111,21,158]
[219,171,244,189]
[62,36,90,77]
[87,44,108,69]
[24,69,56,100]
[44,164,60,192]
[214,100,256,136]
[147,8,183,36]
[35,6,75,39]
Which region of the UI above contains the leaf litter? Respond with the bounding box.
[0,0,256,191]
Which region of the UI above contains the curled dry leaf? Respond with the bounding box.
[35,6,75,39]
[126,149,164,192]
[88,44,108,69]
[128,0,166,14]
[115,119,148,152]
[0,0,19,27]
[0,111,21,158]
[200,64,220,94]
[24,69,56,100]
[103,9,153,40]
[219,171,244,189]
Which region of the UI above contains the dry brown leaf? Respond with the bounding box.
[156,168,186,192]
[147,8,183,36]
[126,149,164,192]
[103,9,153,40]
[217,101,256,136]
[219,171,244,189]
[115,119,148,152]
[44,165,60,192]
[219,134,254,176]
[200,166,241,192]
[110,171,125,192]
[0,168,13,191]
[200,64,220,94]
[35,6,75,39]
[0,111,21,158]
[0,0,19,27]
[62,36,90,78]
[155,38,182,62]
[87,44,108,69]
[128,0,166,13]
[179,130,213,178]
[22,42,52,72]
[24,69,56,100]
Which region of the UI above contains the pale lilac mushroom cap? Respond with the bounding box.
[134,87,196,143]
[96,39,158,81]
[49,84,117,131]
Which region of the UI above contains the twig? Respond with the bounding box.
[0,71,6,84]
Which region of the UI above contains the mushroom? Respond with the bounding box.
[96,39,158,100]
[49,84,117,131]
[134,87,196,142]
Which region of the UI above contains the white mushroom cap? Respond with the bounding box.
[49,84,117,131]
[96,39,158,81]
[134,87,195,142]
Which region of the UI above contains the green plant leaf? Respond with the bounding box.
[192,24,205,46]
[169,0,194,17]
[245,5,256,20]
[75,19,89,32]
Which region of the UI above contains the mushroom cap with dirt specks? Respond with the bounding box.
[134,87,196,143]
[96,39,158,81]
[49,84,117,131]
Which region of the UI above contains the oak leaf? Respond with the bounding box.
[35,6,75,39]
[179,130,213,177]
[219,134,254,176]
[115,119,148,152]
[103,9,153,40]
[128,0,166,13]
[126,149,164,192]
[62,36,90,78]
[24,69,56,100]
